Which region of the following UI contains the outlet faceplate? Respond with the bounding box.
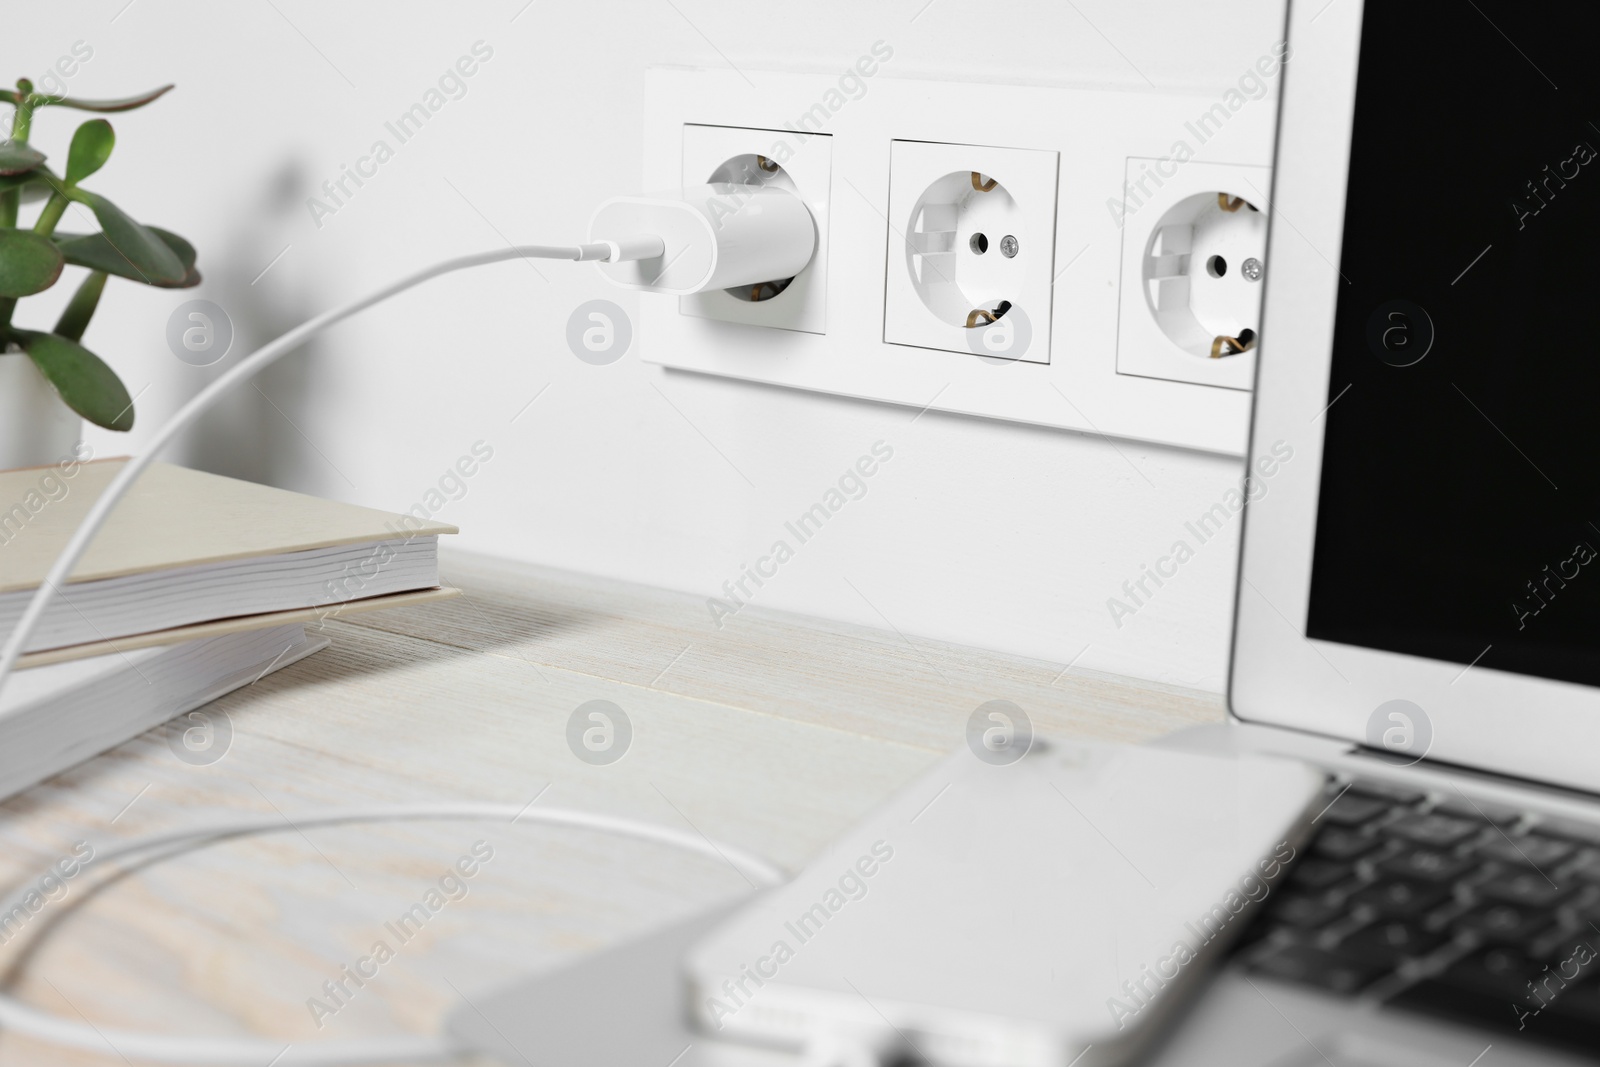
[638,68,1277,456]
[679,123,832,335]
[884,140,1058,364]
[1115,159,1270,391]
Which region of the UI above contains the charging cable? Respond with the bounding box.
[0,244,629,688]
[800,1027,913,1067]
[0,179,816,690]
[0,181,815,1064]
[0,803,785,1065]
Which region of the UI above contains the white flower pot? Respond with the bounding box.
[0,347,82,471]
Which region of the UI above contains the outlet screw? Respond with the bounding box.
[999,235,1019,258]
[1242,257,1264,281]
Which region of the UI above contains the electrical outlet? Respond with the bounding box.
[679,123,832,335]
[639,69,1277,456]
[883,140,1058,364]
[1116,159,1270,391]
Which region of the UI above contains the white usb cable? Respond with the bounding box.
[0,245,615,690]
[0,182,815,1064]
[0,804,785,1065]
[0,180,815,691]
[800,1027,913,1067]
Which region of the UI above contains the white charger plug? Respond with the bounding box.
[589,182,816,296]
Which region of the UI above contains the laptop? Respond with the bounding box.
[1141,0,1600,1062]
[450,2,1600,1064]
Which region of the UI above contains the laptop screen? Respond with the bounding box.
[1306,3,1600,688]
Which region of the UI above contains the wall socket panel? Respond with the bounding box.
[638,68,1278,456]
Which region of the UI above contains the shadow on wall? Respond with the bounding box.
[173,160,327,494]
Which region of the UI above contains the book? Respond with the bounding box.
[0,457,457,659]
[0,623,326,801]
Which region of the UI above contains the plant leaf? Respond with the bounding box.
[54,271,107,342]
[0,229,65,297]
[0,164,55,203]
[65,120,113,184]
[0,174,49,203]
[0,140,45,176]
[53,227,199,288]
[14,330,134,431]
[66,191,185,284]
[0,172,42,191]
[29,85,174,113]
[152,227,198,278]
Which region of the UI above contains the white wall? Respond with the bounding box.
[17,0,1287,692]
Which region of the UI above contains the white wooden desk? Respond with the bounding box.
[0,551,1223,1065]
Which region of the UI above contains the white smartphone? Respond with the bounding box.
[682,737,1324,1067]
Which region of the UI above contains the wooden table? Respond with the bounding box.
[0,551,1224,1065]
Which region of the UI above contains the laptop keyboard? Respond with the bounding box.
[1233,777,1600,1055]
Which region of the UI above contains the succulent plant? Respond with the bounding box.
[0,78,198,432]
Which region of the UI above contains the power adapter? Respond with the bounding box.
[590,182,816,296]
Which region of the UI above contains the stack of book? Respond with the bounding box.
[0,456,456,799]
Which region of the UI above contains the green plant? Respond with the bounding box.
[0,77,199,432]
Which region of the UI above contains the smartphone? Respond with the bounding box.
[682,737,1324,1067]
